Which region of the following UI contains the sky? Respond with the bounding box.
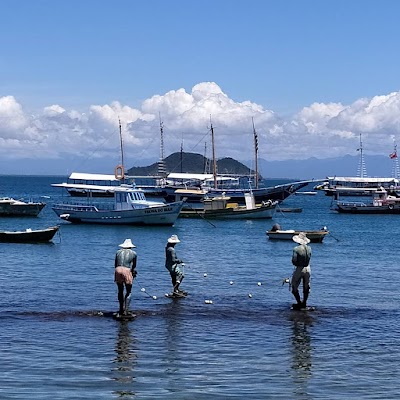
[1,0,400,175]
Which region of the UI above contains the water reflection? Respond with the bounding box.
[163,300,185,392]
[290,315,313,399]
[111,320,137,398]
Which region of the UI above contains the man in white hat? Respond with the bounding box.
[291,232,312,310]
[114,238,137,316]
[165,234,185,296]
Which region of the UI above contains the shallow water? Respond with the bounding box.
[0,176,399,399]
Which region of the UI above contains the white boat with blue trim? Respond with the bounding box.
[51,182,184,225]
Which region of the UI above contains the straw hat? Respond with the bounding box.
[292,232,310,245]
[167,234,180,244]
[119,238,136,248]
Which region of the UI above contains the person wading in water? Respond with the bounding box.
[165,234,186,296]
[114,238,137,316]
[291,232,312,310]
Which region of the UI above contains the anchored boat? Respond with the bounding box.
[332,187,400,214]
[0,197,46,217]
[51,182,184,225]
[0,226,59,243]
[266,229,329,243]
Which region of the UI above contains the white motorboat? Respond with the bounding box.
[51,182,184,225]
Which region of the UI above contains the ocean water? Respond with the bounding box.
[0,175,399,399]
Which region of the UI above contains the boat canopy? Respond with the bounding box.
[167,173,214,181]
[327,176,399,183]
[69,172,119,182]
[52,182,143,193]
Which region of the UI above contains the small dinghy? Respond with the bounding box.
[266,224,329,243]
[0,226,59,243]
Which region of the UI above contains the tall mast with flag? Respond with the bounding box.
[389,138,400,179]
[356,133,367,178]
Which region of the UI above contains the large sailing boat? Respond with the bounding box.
[132,118,311,207]
[205,121,310,203]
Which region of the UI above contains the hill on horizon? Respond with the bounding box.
[126,152,399,181]
[127,152,260,178]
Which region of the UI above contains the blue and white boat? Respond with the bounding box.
[51,182,184,226]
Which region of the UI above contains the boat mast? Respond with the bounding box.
[180,139,183,173]
[158,115,167,179]
[203,141,209,174]
[391,139,400,179]
[210,119,217,189]
[118,118,125,182]
[357,133,367,178]
[252,117,259,189]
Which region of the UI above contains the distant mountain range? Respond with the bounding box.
[256,154,397,180]
[127,152,398,181]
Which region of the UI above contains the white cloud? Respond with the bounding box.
[1,84,400,173]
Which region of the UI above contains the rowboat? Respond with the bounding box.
[0,226,59,243]
[202,193,277,219]
[266,229,329,243]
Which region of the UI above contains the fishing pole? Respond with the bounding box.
[135,279,158,300]
[184,203,217,228]
[323,226,340,242]
[328,232,340,242]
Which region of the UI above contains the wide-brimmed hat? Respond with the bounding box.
[119,238,136,248]
[167,234,180,244]
[292,232,310,245]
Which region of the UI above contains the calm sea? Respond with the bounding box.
[0,175,399,399]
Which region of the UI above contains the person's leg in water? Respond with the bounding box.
[302,268,311,308]
[170,271,176,293]
[302,287,309,308]
[174,276,184,294]
[124,284,132,315]
[117,283,125,315]
[291,269,302,309]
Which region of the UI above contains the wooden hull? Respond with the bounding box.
[52,201,184,225]
[179,204,276,219]
[0,226,59,243]
[266,230,329,243]
[0,202,46,216]
[204,205,276,219]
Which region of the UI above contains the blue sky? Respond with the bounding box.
[1,0,400,175]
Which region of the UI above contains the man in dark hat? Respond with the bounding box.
[291,232,312,310]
